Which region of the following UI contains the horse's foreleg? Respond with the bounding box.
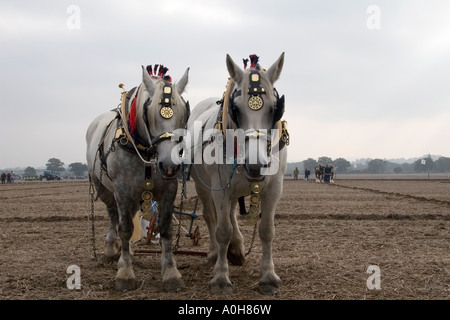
[209,192,233,294]
[258,192,282,294]
[115,206,136,292]
[159,201,184,292]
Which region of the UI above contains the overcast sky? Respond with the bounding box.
[1,0,449,169]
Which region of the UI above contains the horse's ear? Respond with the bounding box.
[142,65,155,96]
[177,67,190,94]
[226,54,244,84]
[266,52,285,84]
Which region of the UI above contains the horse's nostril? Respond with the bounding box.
[158,162,181,177]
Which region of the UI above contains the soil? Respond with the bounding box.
[1,177,449,300]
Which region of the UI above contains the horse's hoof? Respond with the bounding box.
[258,275,281,295]
[258,284,279,295]
[115,278,136,292]
[163,278,185,292]
[209,278,233,295]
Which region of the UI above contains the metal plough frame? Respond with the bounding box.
[133,175,207,257]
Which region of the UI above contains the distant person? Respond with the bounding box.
[304,168,310,181]
[6,172,11,183]
[293,167,299,180]
[1,172,6,184]
[324,164,332,183]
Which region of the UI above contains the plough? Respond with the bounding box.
[133,178,207,257]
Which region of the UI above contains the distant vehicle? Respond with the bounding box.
[40,170,61,181]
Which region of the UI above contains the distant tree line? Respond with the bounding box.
[364,155,450,174]
[287,155,450,176]
[21,158,88,179]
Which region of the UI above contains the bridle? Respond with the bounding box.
[224,70,286,157]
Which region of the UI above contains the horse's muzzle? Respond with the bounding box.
[244,163,267,182]
[158,162,181,180]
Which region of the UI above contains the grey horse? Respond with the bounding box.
[86,65,190,292]
[185,53,287,294]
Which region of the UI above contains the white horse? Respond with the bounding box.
[86,65,190,292]
[186,53,287,294]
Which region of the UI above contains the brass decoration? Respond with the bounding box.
[250,182,261,193]
[247,182,262,225]
[281,120,290,146]
[141,201,152,213]
[115,127,125,140]
[248,95,264,111]
[250,194,261,206]
[163,86,172,94]
[159,132,174,139]
[251,73,259,82]
[246,130,266,138]
[248,205,259,216]
[144,179,154,190]
[142,191,153,202]
[141,178,155,214]
[160,106,174,119]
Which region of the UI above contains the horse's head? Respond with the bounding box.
[136,66,190,179]
[226,53,285,181]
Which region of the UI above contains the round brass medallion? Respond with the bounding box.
[250,194,261,206]
[250,182,261,194]
[142,191,153,201]
[248,95,264,111]
[248,205,259,216]
[160,106,174,119]
[141,201,152,212]
[144,179,154,190]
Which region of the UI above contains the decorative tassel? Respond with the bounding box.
[129,97,137,137]
[249,54,260,70]
[145,64,172,82]
[158,65,164,77]
[243,58,249,70]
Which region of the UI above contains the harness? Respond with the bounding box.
[96,80,186,183]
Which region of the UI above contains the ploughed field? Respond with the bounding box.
[1,177,449,300]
